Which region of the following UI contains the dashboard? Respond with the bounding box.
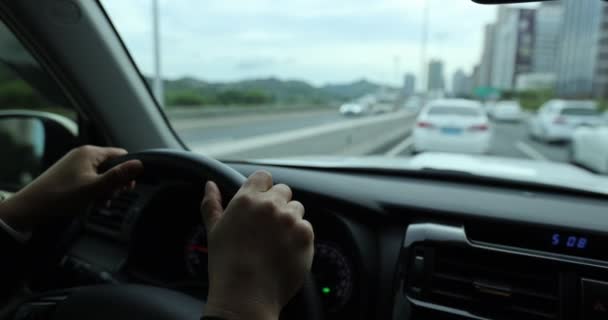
[59,162,608,320]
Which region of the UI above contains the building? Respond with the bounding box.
[594,4,608,98]
[556,0,603,97]
[472,64,481,89]
[533,2,563,74]
[452,69,472,97]
[427,59,445,91]
[478,23,496,87]
[491,7,536,91]
[403,73,416,96]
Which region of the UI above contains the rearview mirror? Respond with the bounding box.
[0,110,77,190]
[472,0,608,3]
[472,0,556,3]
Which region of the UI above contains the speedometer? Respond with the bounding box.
[184,225,209,280]
[312,241,354,312]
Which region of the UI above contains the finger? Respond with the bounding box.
[201,181,224,233]
[97,147,128,159]
[293,219,315,250]
[268,184,293,204]
[95,160,144,194]
[242,170,273,192]
[87,146,128,166]
[285,200,305,219]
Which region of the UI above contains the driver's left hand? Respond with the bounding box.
[0,145,143,230]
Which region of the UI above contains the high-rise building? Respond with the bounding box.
[478,23,496,87]
[594,4,608,98]
[427,59,445,91]
[452,69,472,97]
[491,7,536,90]
[556,0,603,97]
[403,73,416,96]
[533,2,563,74]
[472,64,481,89]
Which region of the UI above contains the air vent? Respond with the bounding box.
[88,191,139,231]
[407,246,560,320]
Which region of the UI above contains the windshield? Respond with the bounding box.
[100,0,608,193]
[427,107,480,117]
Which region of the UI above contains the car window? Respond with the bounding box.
[560,108,599,116]
[549,103,561,113]
[427,106,480,117]
[0,19,77,189]
[497,102,520,108]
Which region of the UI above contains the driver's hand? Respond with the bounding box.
[0,145,143,230]
[202,171,314,320]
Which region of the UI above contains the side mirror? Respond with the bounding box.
[0,110,77,190]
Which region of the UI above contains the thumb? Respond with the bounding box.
[201,181,224,233]
[96,160,144,195]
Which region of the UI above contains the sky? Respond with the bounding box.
[101,0,505,89]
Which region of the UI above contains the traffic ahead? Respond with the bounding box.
[171,102,582,167]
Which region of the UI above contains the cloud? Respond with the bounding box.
[235,57,293,70]
[235,30,294,43]
[100,0,513,87]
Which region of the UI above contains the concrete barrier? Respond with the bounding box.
[166,104,334,119]
[190,110,415,159]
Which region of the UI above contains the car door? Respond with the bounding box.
[589,127,608,172]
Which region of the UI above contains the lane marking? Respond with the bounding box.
[515,141,548,161]
[338,126,411,156]
[385,136,413,157]
[190,111,413,157]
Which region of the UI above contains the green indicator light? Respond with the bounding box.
[322,287,331,294]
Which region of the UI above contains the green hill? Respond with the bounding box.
[159,76,387,107]
[320,79,384,100]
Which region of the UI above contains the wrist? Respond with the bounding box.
[205,291,280,320]
[0,192,35,232]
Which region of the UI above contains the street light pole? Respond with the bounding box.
[152,0,163,106]
[420,0,430,95]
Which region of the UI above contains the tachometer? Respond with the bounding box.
[184,225,209,280]
[312,241,354,312]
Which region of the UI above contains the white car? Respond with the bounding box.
[412,99,492,154]
[570,125,608,173]
[490,100,522,121]
[528,100,603,142]
[339,103,368,116]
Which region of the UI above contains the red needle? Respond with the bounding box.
[189,245,208,253]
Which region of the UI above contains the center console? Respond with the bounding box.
[393,223,608,320]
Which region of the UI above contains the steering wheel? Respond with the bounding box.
[11,149,322,320]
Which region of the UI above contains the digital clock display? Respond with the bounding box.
[467,224,608,261]
[551,233,588,249]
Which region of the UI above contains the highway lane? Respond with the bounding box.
[173,109,348,144]
[173,109,572,164]
[490,121,569,162]
[384,119,571,163]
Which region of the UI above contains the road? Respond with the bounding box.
[171,109,571,164]
[375,120,569,162]
[173,110,344,145]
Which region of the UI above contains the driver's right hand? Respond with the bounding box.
[201,170,314,320]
